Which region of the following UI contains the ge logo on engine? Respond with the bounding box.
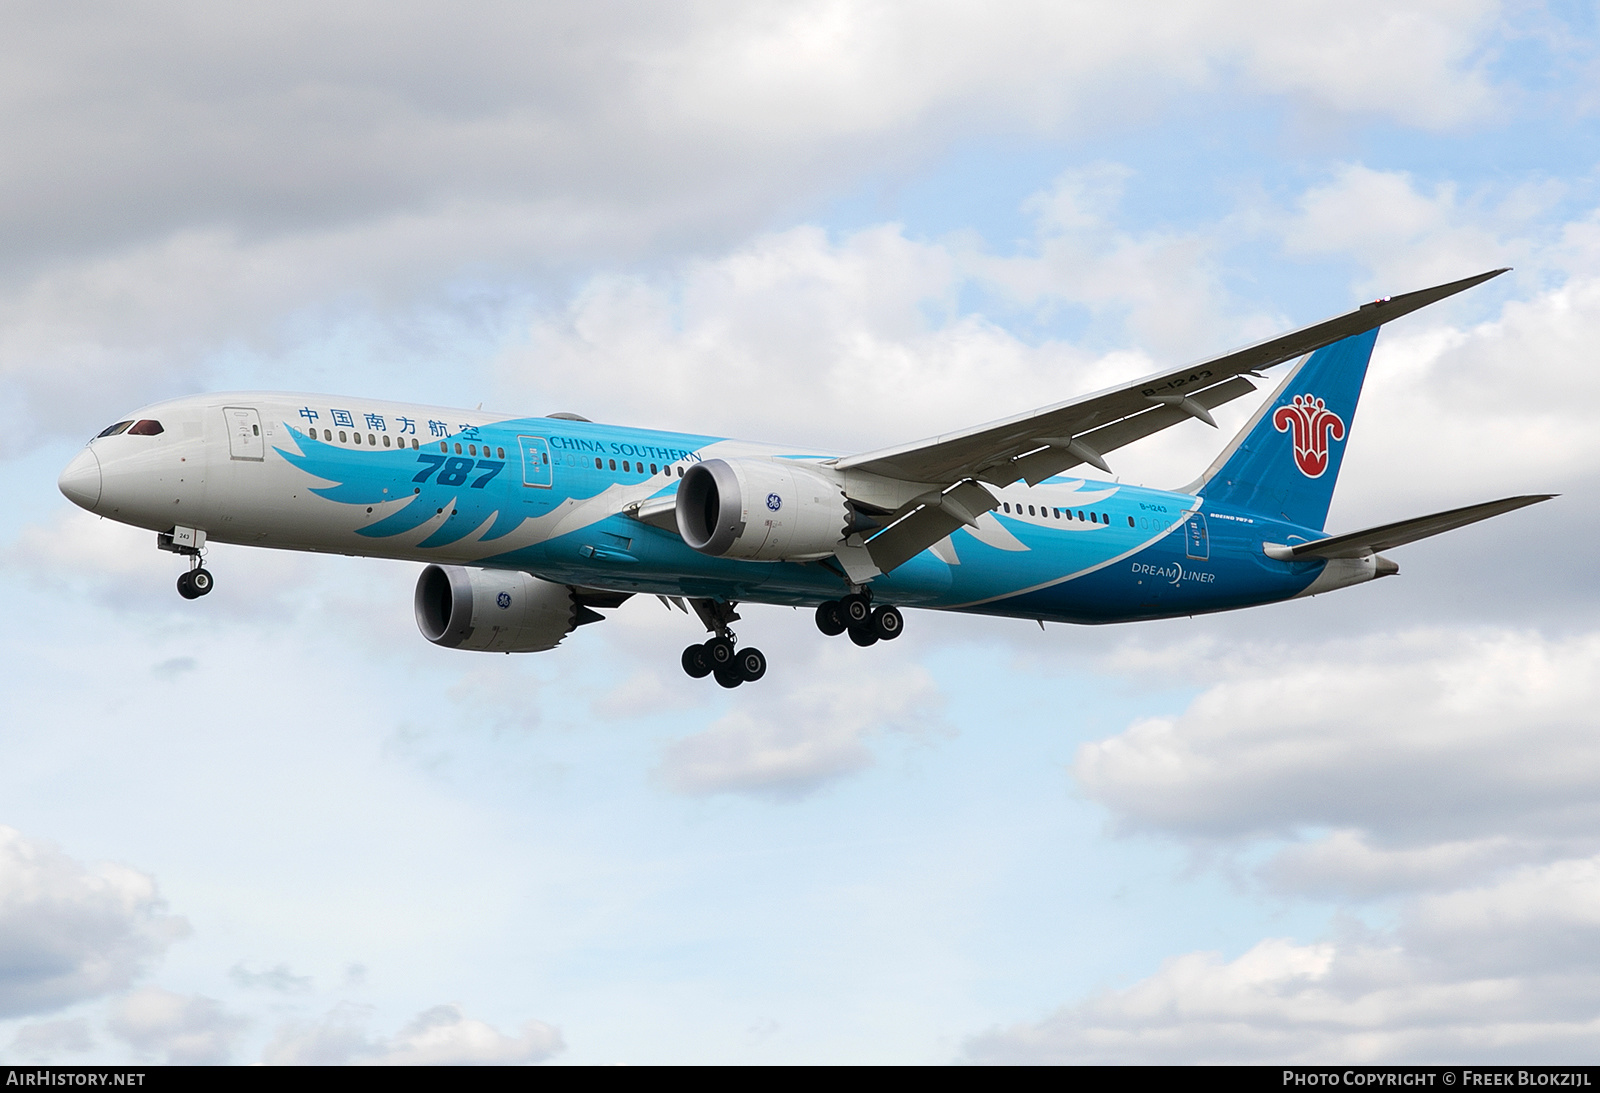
[496,591,512,609]
[766,493,782,512]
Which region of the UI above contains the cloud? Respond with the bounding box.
[0,827,189,1019]
[106,988,249,1065]
[0,2,1507,447]
[7,1018,94,1061]
[229,962,313,993]
[0,2,1498,258]
[262,1002,563,1065]
[655,647,944,799]
[1074,629,1600,852]
[966,854,1600,1064]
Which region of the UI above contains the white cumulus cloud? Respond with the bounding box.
[106,987,248,1065]
[262,1002,563,1065]
[0,827,189,1019]
[656,647,945,799]
[967,854,1600,1064]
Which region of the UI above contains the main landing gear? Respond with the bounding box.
[680,598,768,687]
[680,638,768,688]
[814,590,903,646]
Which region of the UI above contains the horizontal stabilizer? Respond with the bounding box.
[1263,494,1555,561]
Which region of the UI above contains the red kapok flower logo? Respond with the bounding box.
[1272,394,1346,478]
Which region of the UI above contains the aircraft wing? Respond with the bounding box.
[1263,494,1554,561]
[834,269,1509,488]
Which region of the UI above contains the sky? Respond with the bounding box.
[2,0,1599,1065]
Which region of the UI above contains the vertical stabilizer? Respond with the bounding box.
[1193,328,1378,531]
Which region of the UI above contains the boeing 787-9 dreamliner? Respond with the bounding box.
[58,269,1549,687]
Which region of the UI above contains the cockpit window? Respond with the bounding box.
[97,421,133,438]
[127,420,164,436]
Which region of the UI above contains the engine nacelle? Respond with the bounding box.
[414,564,581,652]
[676,458,849,561]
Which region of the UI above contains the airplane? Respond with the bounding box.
[57,268,1551,687]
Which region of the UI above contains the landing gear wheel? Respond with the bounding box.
[736,647,767,682]
[705,637,735,669]
[189,567,214,597]
[176,571,199,600]
[713,666,744,688]
[848,625,879,647]
[840,593,872,627]
[815,601,847,637]
[681,644,713,679]
[870,604,903,641]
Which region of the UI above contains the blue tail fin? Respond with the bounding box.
[1194,328,1378,530]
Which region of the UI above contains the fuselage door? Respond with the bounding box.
[223,406,264,461]
[1184,511,1210,560]
[518,436,553,489]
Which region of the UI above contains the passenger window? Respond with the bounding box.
[412,439,419,449]
[324,429,332,441]
[623,460,630,472]
[469,444,477,456]
[382,435,391,447]
[595,458,602,469]
[1127,516,1135,527]
[353,432,361,445]
[339,431,348,443]
[1028,505,1035,516]
[127,420,164,436]
[1077,510,1085,521]
[454,443,463,455]
[498,447,505,459]
[651,463,658,474]
[1003,503,1011,513]
[1102,513,1108,524]
[609,459,616,471]
[677,467,684,477]
[97,421,133,437]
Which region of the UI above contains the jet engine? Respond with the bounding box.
[414,564,588,652]
[676,458,850,561]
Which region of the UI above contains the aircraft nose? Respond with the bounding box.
[58,448,102,511]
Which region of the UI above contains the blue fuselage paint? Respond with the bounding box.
[262,402,1327,623]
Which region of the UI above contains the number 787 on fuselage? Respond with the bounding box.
[57,268,1552,688]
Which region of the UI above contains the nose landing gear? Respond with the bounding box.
[176,564,215,600]
[158,526,214,599]
[679,599,768,687]
[815,591,902,646]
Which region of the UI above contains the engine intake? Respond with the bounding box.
[414,564,583,652]
[677,458,849,561]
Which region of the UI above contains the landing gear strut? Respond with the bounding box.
[158,527,214,600]
[815,589,902,646]
[679,599,768,687]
